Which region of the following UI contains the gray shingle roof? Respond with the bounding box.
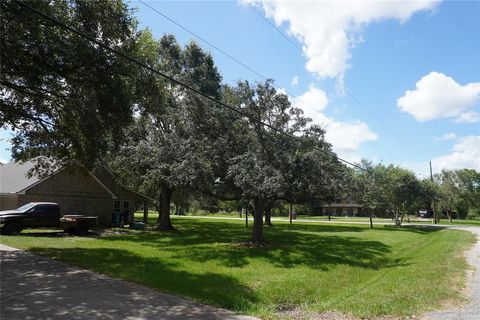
[0,160,151,201]
[0,161,41,194]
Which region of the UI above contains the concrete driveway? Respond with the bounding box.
[0,244,257,320]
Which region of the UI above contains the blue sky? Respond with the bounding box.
[1,0,479,176]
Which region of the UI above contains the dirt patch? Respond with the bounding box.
[422,226,480,320]
[228,240,286,248]
[94,229,134,237]
[276,307,416,320]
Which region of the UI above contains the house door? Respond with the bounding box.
[113,200,121,225]
[122,200,130,224]
[112,200,130,225]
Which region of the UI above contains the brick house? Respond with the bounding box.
[0,160,150,226]
[319,197,363,216]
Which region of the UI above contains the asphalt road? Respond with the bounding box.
[0,244,257,320]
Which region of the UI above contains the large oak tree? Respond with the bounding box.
[1,0,138,170]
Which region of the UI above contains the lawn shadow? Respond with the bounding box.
[102,220,407,270]
[382,225,445,234]
[178,232,403,270]
[19,231,72,237]
[15,220,435,273]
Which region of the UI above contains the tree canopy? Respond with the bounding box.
[1,0,139,170]
[4,0,478,244]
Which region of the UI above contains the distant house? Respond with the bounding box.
[319,197,362,216]
[0,160,150,226]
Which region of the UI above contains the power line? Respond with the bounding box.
[246,2,303,53]
[138,0,314,112]
[248,3,420,159]
[343,89,418,154]
[138,0,406,163]
[15,0,366,171]
[138,0,269,82]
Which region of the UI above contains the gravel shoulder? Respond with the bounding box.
[422,226,480,320]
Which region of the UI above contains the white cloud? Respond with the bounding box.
[294,85,329,125]
[251,0,438,81]
[397,72,480,122]
[324,120,378,155]
[454,111,480,124]
[291,76,299,87]
[431,136,480,171]
[432,132,457,142]
[407,136,480,177]
[294,85,377,158]
[0,158,7,164]
[276,87,288,96]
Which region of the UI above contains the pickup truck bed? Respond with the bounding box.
[60,215,99,235]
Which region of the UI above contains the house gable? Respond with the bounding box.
[93,167,152,202]
[25,164,113,200]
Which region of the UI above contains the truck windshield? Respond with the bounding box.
[16,203,36,213]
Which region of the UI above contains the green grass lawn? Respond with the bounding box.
[180,211,480,227]
[0,217,475,319]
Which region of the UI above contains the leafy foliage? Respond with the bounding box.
[109,33,222,230]
[1,0,138,169]
[435,169,480,219]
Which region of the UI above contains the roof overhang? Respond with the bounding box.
[320,203,363,208]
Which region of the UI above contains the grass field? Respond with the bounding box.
[0,217,475,319]
[179,211,480,227]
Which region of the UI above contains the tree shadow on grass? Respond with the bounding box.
[16,220,434,276]
[96,220,409,271]
[174,233,404,270]
[382,225,445,234]
[24,247,257,313]
[103,220,371,246]
[19,230,72,237]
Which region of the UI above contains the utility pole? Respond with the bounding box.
[430,161,438,224]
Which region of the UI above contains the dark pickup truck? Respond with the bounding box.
[0,202,97,235]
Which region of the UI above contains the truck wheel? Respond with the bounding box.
[75,222,89,236]
[2,223,22,235]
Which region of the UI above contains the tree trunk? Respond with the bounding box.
[369,211,373,229]
[447,209,452,223]
[158,187,174,231]
[252,199,265,243]
[264,204,273,227]
[289,203,293,224]
[328,203,331,221]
